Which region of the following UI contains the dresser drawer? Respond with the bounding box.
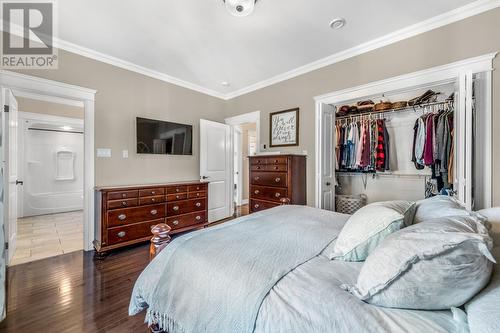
[139,195,166,206]
[266,164,287,172]
[167,198,206,216]
[107,198,138,209]
[167,193,187,201]
[108,204,166,227]
[250,199,280,212]
[251,186,287,202]
[107,190,139,200]
[187,191,206,199]
[166,185,188,194]
[267,157,288,165]
[107,219,163,245]
[250,157,268,165]
[251,172,287,187]
[139,188,165,197]
[250,164,266,171]
[166,211,206,230]
[188,184,207,192]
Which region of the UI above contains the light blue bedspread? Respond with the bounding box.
[130,205,464,333]
[130,205,344,333]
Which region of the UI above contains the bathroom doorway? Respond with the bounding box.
[11,96,84,265]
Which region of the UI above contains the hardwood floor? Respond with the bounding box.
[0,205,249,333]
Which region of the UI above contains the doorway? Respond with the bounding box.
[10,97,84,265]
[225,111,260,216]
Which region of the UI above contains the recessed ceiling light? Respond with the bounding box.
[223,0,258,17]
[329,18,346,30]
[221,81,230,87]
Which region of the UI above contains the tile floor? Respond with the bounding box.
[10,210,83,266]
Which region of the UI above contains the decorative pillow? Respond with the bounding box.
[413,195,469,224]
[343,215,495,310]
[329,201,416,261]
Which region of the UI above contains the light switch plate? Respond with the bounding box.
[96,148,111,158]
[122,150,129,158]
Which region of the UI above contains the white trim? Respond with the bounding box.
[18,111,84,126]
[226,0,500,99]
[483,70,493,208]
[3,0,498,100]
[54,39,227,100]
[240,199,249,205]
[314,53,497,104]
[13,90,84,108]
[0,71,96,252]
[314,53,496,210]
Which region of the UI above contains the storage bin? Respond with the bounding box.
[335,194,367,215]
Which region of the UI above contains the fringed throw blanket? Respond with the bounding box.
[129,205,342,333]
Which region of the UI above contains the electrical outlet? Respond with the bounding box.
[96,148,111,158]
[122,150,129,158]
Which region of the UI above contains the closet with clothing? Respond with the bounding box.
[316,55,494,214]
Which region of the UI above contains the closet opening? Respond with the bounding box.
[314,54,495,213]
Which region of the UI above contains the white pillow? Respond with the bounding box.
[329,201,416,261]
[343,215,495,310]
[414,195,469,224]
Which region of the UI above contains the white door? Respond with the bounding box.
[455,72,474,210]
[233,127,242,207]
[319,103,336,210]
[2,88,18,263]
[200,119,232,222]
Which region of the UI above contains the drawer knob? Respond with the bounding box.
[196,187,200,190]
[151,191,156,195]
[274,166,279,170]
[173,206,179,211]
[118,214,126,221]
[275,192,281,198]
[117,231,126,238]
[151,198,156,202]
[254,190,260,194]
[196,193,200,197]
[254,204,260,209]
[274,160,278,163]
[172,220,179,226]
[122,193,127,198]
[195,202,201,207]
[122,201,127,206]
[256,166,261,169]
[195,215,201,221]
[176,195,180,199]
[275,177,281,183]
[150,209,158,215]
[254,176,260,181]
[176,188,180,192]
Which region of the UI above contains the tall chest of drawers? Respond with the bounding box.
[94,181,208,253]
[249,154,306,213]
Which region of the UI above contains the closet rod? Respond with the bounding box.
[335,100,454,122]
[28,127,84,134]
[337,172,430,179]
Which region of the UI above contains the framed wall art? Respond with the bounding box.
[269,108,299,147]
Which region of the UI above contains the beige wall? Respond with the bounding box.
[17,97,84,118]
[240,122,257,201]
[14,51,226,187]
[223,8,500,207]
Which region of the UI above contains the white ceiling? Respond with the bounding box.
[57,0,491,98]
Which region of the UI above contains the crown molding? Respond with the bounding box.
[54,39,227,100]
[225,0,500,99]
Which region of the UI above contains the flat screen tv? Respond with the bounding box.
[136,117,193,155]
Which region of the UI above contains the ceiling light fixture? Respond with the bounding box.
[223,0,258,17]
[329,18,346,30]
[221,81,230,87]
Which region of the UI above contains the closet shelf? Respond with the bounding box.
[337,171,431,179]
[335,99,454,121]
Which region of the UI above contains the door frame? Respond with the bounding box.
[0,70,96,252]
[225,111,261,212]
[314,53,496,209]
[233,126,243,206]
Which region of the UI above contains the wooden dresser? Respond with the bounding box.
[94,181,208,253]
[249,154,306,213]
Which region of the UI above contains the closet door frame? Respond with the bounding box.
[314,53,496,210]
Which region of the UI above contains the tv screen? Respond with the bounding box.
[136,117,193,155]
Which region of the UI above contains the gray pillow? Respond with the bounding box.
[330,201,416,261]
[413,195,469,224]
[343,215,495,310]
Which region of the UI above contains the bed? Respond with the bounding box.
[129,205,500,333]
